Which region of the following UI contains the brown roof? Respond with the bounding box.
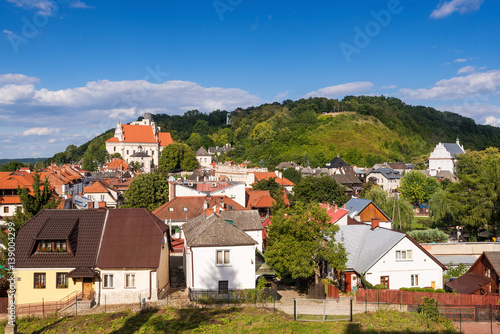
[153,196,246,221]
[483,252,500,277]
[96,208,168,269]
[184,214,257,247]
[387,163,407,170]
[16,209,106,268]
[334,174,362,185]
[67,267,98,278]
[446,272,491,294]
[219,210,262,231]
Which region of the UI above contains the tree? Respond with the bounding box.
[445,147,500,235]
[362,187,414,231]
[399,171,440,204]
[159,143,199,172]
[292,175,348,206]
[0,160,24,172]
[110,152,123,159]
[0,171,60,277]
[282,168,302,185]
[121,169,170,211]
[429,190,456,227]
[252,177,282,202]
[265,204,347,284]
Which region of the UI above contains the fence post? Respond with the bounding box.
[227,291,230,307]
[75,298,78,316]
[377,290,380,310]
[490,303,493,334]
[365,290,367,313]
[294,298,296,321]
[322,299,325,322]
[350,298,353,322]
[460,308,462,333]
[273,292,276,312]
[42,298,44,317]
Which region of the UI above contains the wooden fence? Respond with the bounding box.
[357,289,500,306]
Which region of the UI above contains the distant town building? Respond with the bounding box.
[105,113,173,171]
[429,138,465,174]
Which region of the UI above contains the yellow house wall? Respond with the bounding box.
[15,269,93,305]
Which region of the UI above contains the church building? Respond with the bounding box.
[105,113,173,171]
[428,138,465,174]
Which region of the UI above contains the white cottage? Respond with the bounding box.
[183,213,256,292]
[328,223,446,291]
[428,138,465,174]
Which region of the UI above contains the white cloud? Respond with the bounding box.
[69,0,94,9]
[485,116,500,127]
[0,84,36,104]
[457,66,476,74]
[304,82,374,99]
[23,127,61,136]
[430,0,484,19]
[382,85,397,89]
[399,70,500,100]
[0,73,39,86]
[48,138,58,143]
[455,58,467,63]
[6,0,58,16]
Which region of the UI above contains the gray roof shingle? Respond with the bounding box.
[443,143,465,157]
[220,210,262,231]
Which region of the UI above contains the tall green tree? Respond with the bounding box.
[252,177,282,201]
[362,187,414,231]
[159,143,199,172]
[282,168,302,185]
[445,147,500,235]
[0,161,25,172]
[429,190,456,227]
[292,175,348,206]
[266,204,347,284]
[121,169,170,211]
[399,170,440,204]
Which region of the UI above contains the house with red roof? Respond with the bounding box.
[105,113,173,170]
[249,171,294,194]
[169,180,247,208]
[83,180,120,208]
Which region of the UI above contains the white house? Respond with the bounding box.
[328,223,446,291]
[220,210,263,252]
[105,113,173,168]
[366,168,401,194]
[195,147,214,168]
[170,180,247,208]
[83,180,120,208]
[429,138,465,174]
[183,213,256,291]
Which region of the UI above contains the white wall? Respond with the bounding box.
[186,245,255,290]
[365,237,444,290]
[98,269,158,304]
[211,183,246,208]
[245,230,262,252]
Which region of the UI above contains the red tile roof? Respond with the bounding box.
[246,190,275,208]
[253,172,294,186]
[104,158,129,171]
[84,180,111,194]
[106,124,173,146]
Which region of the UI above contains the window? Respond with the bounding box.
[54,241,67,252]
[40,241,52,252]
[56,273,68,288]
[3,207,8,213]
[103,274,114,288]
[218,280,228,294]
[125,274,135,288]
[411,274,419,287]
[395,250,412,261]
[34,273,46,289]
[183,207,188,212]
[100,195,105,201]
[169,207,174,212]
[216,250,230,265]
[114,147,116,152]
[127,150,129,155]
[485,268,491,278]
[380,276,389,289]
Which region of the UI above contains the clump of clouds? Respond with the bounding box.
[430,0,484,19]
[304,82,374,99]
[23,127,61,136]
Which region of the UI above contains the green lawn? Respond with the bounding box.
[0,307,460,333]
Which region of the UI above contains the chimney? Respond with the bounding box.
[371,218,380,230]
[343,204,346,209]
[98,201,106,209]
[333,204,338,212]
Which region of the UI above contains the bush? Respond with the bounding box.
[423,287,435,293]
[407,229,448,243]
[435,289,445,293]
[373,284,387,290]
[418,297,441,321]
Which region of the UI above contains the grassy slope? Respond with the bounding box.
[1,307,459,334]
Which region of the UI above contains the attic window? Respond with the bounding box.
[39,240,67,253]
[169,208,174,212]
[183,207,188,212]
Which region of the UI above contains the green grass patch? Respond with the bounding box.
[0,307,459,333]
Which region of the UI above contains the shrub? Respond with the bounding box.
[435,289,445,293]
[407,229,448,243]
[373,284,387,290]
[418,297,441,321]
[423,287,435,293]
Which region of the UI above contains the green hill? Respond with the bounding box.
[44,96,500,170]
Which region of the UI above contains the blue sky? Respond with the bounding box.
[1,0,499,159]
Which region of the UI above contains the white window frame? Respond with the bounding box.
[395,250,413,261]
[411,274,419,287]
[103,274,114,288]
[125,273,136,288]
[216,250,230,266]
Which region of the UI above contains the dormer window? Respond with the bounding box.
[40,241,52,252]
[38,240,67,253]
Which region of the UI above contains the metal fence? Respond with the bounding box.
[294,298,352,322]
[189,287,277,307]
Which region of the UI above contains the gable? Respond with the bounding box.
[358,203,391,222]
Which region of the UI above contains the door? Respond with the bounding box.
[345,273,352,292]
[431,281,436,289]
[380,276,389,289]
[83,278,93,298]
